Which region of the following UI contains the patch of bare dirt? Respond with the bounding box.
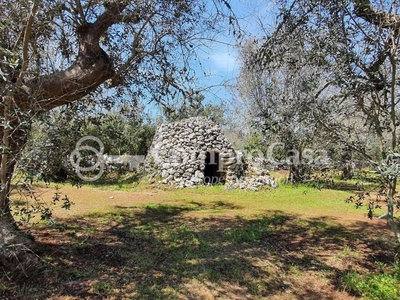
[3,184,397,299]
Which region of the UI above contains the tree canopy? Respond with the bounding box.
[237,0,400,241]
[1,0,236,110]
[0,0,235,204]
[0,0,236,276]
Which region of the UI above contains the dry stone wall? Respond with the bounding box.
[145,117,275,190]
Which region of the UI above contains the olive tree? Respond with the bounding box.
[0,0,235,275]
[238,39,324,183]
[20,104,156,183]
[238,0,400,242]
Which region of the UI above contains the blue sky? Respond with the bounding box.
[194,0,277,105]
[141,0,277,119]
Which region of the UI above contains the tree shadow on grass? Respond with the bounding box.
[3,207,396,300]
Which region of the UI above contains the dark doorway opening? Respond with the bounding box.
[204,151,225,185]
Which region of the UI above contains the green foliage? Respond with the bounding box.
[307,171,336,190]
[161,92,226,124]
[85,110,155,156]
[238,0,400,185]
[344,262,400,300]
[228,219,273,243]
[244,134,275,158]
[374,153,400,182]
[20,104,155,183]
[345,154,400,234]
[0,19,20,83]
[51,187,74,211]
[92,281,112,294]
[12,185,74,225]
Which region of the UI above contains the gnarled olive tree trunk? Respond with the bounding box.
[0,2,126,278]
[0,105,40,279]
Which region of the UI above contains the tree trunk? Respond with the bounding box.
[0,116,42,279]
[0,1,131,279]
[287,148,308,184]
[387,218,400,245]
[0,177,43,280]
[0,205,42,280]
[341,163,354,180]
[387,183,400,244]
[340,146,354,180]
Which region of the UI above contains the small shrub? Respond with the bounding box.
[92,281,112,294]
[344,262,400,300]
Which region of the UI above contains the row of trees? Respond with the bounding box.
[236,0,400,242]
[20,104,156,183]
[19,93,226,183]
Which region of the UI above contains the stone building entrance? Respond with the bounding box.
[204,151,225,184]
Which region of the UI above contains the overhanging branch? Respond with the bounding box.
[353,0,400,29]
[13,1,137,111]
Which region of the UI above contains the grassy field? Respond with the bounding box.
[3,173,399,299]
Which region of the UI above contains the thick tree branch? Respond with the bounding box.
[16,0,39,88]
[14,1,138,111]
[353,0,400,29]
[0,95,11,211]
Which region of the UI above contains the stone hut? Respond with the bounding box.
[146,116,276,189]
[146,116,242,187]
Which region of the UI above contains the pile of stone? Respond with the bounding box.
[227,156,276,191]
[145,117,275,190]
[146,117,240,187]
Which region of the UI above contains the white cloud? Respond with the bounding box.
[209,52,238,74]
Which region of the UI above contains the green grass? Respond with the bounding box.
[156,181,362,218]
[344,262,400,300]
[5,176,399,299]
